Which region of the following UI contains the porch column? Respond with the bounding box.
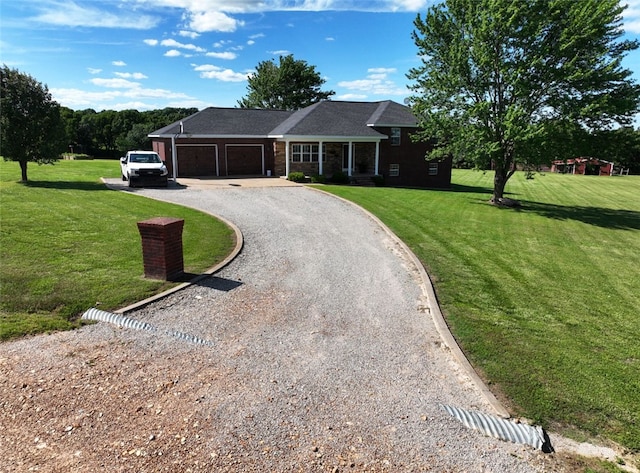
[348,141,353,177]
[285,140,290,177]
[318,141,324,175]
[374,141,380,175]
[171,135,178,180]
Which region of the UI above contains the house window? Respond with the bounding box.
[389,164,400,177]
[390,128,401,146]
[291,144,325,162]
[429,162,438,175]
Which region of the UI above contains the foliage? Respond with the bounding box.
[317,170,640,452]
[329,170,350,184]
[310,174,326,184]
[0,159,235,340]
[408,0,640,201]
[287,171,306,182]
[62,107,198,157]
[0,65,66,181]
[371,175,385,187]
[238,54,335,110]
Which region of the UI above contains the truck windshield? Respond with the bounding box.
[130,154,161,163]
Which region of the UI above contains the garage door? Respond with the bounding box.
[226,146,263,176]
[177,146,217,177]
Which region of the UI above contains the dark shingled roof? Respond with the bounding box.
[150,107,294,136]
[149,100,419,138]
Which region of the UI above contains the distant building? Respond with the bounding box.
[551,157,614,176]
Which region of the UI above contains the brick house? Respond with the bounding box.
[149,100,451,188]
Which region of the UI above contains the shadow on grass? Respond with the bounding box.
[521,201,640,230]
[449,183,494,195]
[24,180,110,191]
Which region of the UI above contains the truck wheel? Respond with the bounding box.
[122,174,127,181]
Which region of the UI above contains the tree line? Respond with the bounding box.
[59,107,198,158]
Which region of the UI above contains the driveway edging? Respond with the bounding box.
[308,185,511,419]
[101,178,244,315]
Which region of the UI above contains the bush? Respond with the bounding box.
[330,170,350,184]
[372,175,385,187]
[310,174,326,184]
[288,171,307,182]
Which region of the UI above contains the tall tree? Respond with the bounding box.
[0,66,66,181]
[238,55,334,110]
[407,0,640,202]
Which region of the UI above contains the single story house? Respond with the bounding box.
[551,157,614,176]
[148,100,451,188]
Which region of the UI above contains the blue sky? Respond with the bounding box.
[2,0,640,113]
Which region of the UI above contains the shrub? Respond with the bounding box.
[310,174,326,184]
[288,171,307,182]
[330,170,350,184]
[372,175,385,187]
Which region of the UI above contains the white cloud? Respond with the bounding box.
[623,0,640,33]
[178,30,200,39]
[269,50,291,56]
[336,93,368,100]
[247,40,256,46]
[31,1,159,29]
[188,10,244,33]
[144,39,159,46]
[50,87,198,111]
[368,67,397,74]
[338,67,408,96]
[193,64,249,82]
[87,68,102,74]
[205,51,237,60]
[160,39,205,52]
[90,78,140,89]
[164,50,182,57]
[112,60,126,67]
[249,33,265,39]
[115,72,149,80]
[326,37,335,41]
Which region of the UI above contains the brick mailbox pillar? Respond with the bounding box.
[137,217,185,281]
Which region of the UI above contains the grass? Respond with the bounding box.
[0,159,235,341]
[316,170,640,455]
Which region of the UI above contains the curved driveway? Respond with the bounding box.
[0,179,546,472]
[128,181,544,471]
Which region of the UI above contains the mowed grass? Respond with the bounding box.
[0,159,235,340]
[318,171,640,453]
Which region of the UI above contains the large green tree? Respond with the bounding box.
[238,55,334,110]
[408,0,640,202]
[1,66,66,181]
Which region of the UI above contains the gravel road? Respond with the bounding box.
[0,182,554,472]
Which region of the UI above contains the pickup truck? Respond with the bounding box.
[120,151,169,187]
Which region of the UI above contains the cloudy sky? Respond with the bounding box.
[2,0,640,112]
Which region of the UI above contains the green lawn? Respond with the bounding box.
[0,159,235,340]
[318,170,640,454]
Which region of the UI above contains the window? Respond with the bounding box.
[291,144,325,162]
[429,162,438,175]
[389,164,400,177]
[390,128,401,146]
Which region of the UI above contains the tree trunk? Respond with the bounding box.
[19,160,28,182]
[492,167,507,203]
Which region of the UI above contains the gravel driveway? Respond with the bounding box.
[0,182,551,472]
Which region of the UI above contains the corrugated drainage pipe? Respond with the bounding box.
[82,307,214,347]
[441,404,552,452]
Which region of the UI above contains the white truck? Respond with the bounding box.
[120,150,169,187]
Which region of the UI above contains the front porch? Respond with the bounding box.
[274,140,381,179]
